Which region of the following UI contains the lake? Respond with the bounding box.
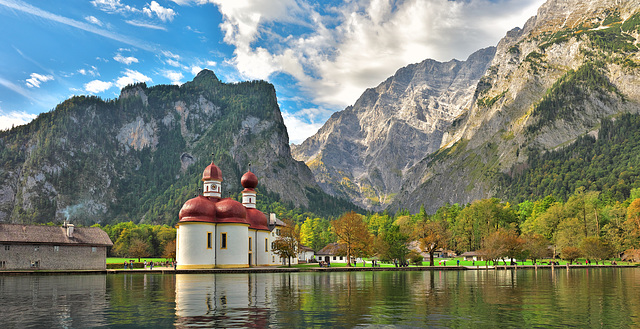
[1,268,639,328]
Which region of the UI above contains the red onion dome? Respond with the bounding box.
[241,171,258,189]
[215,198,248,224]
[202,161,223,182]
[246,208,269,230]
[178,195,216,222]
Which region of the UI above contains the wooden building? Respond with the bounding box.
[0,223,113,270]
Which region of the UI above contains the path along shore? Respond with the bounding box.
[0,264,636,275]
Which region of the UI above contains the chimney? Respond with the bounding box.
[66,224,74,238]
[270,213,277,225]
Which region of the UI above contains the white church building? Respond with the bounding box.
[176,158,294,269]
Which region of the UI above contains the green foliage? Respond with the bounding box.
[602,9,622,26]
[526,62,620,134]
[477,89,508,108]
[0,70,360,227]
[503,114,640,203]
[621,13,640,33]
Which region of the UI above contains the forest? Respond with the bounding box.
[96,113,640,264]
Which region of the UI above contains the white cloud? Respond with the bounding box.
[206,60,217,67]
[0,76,33,100]
[2,0,156,51]
[162,50,181,60]
[78,66,99,77]
[213,0,544,108]
[115,69,152,88]
[163,70,184,85]
[25,73,53,88]
[84,79,113,93]
[282,110,326,145]
[125,20,167,30]
[191,66,202,76]
[84,15,103,26]
[143,1,176,22]
[114,53,139,65]
[91,0,139,14]
[0,110,37,130]
[166,59,181,67]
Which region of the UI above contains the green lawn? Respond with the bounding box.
[107,257,172,264]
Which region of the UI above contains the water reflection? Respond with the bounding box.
[2,268,640,328]
[0,275,109,328]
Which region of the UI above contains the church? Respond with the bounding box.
[175,157,288,269]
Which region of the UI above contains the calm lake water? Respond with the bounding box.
[1,268,639,328]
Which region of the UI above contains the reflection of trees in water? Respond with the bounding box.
[107,273,177,327]
[3,270,640,327]
[0,275,109,328]
[271,272,378,327]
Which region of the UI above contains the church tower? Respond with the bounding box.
[202,154,222,198]
[241,165,258,208]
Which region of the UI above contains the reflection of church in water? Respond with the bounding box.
[176,157,288,269]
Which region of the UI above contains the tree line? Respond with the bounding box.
[276,186,640,267]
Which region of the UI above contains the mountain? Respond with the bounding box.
[292,47,496,211]
[0,70,358,225]
[295,0,640,213]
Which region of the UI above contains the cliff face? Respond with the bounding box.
[0,70,331,225]
[295,0,640,213]
[292,47,496,211]
[391,0,640,213]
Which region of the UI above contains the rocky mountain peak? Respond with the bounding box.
[293,47,496,210]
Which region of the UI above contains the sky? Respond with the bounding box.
[0,0,545,144]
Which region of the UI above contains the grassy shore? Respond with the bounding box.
[107,257,172,264]
[288,258,635,268]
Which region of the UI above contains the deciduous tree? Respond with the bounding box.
[561,246,582,264]
[332,212,372,266]
[272,219,300,267]
[414,219,450,266]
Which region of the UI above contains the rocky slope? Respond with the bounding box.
[0,70,353,225]
[391,0,640,213]
[295,0,640,214]
[292,47,496,211]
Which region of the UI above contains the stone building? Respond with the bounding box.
[0,223,113,270]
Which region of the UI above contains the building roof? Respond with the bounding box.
[0,224,113,246]
[316,242,345,256]
[298,244,314,252]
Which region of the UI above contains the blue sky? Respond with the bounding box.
[0,0,544,144]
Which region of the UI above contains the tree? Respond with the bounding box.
[129,237,151,261]
[523,234,551,264]
[414,219,451,266]
[272,219,300,267]
[480,231,507,267]
[332,212,372,267]
[162,239,176,260]
[480,229,523,266]
[560,246,582,264]
[376,224,410,263]
[580,236,612,264]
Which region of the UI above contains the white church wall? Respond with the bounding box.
[177,222,216,269]
[216,223,250,268]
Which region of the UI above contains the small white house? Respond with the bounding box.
[315,243,347,263]
[297,245,315,263]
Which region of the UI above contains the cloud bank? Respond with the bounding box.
[203,0,544,143]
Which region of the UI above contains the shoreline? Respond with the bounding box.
[0,264,636,275]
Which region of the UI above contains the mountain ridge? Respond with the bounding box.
[0,71,359,225]
[294,0,640,214]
